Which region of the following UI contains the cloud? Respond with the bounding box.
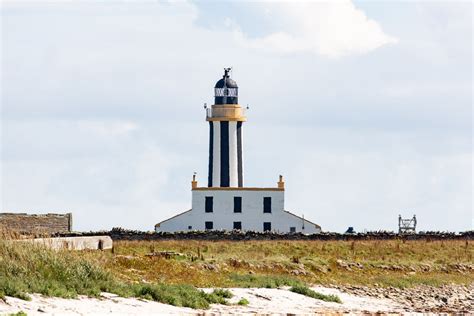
[228,1,398,58]
[1,1,471,232]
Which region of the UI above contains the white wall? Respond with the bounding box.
[155,189,320,234]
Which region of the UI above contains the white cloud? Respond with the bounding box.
[1,1,471,232]
[230,1,398,58]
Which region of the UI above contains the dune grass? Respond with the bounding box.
[1,237,472,308]
[290,285,342,303]
[228,273,304,288]
[0,240,120,300]
[0,240,232,309]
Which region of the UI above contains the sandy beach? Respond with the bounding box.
[0,286,405,315]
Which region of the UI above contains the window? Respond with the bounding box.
[205,196,213,213]
[290,227,296,233]
[233,221,242,230]
[188,225,192,230]
[263,222,271,231]
[234,196,242,213]
[263,197,272,213]
[205,221,213,230]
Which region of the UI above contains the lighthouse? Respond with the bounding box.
[155,69,321,234]
[207,68,244,188]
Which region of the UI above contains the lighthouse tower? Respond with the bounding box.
[207,68,244,188]
[154,69,321,234]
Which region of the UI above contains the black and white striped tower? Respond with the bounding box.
[206,68,245,187]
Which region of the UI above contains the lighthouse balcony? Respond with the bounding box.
[206,105,246,122]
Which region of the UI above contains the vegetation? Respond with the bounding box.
[1,236,472,309]
[132,284,231,308]
[102,239,473,288]
[229,273,304,288]
[237,297,249,306]
[0,240,233,309]
[8,312,27,316]
[290,285,341,303]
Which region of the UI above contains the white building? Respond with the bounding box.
[155,69,321,234]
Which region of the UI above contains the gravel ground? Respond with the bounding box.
[337,283,474,313]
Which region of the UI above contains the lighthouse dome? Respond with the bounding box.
[214,77,238,89]
[214,68,238,105]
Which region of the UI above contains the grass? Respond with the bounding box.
[229,273,304,288]
[1,237,472,309]
[132,284,230,308]
[0,240,233,309]
[290,285,342,303]
[101,239,473,288]
[0,239,121,300]
[237,297,249,306]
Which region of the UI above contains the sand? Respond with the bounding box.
[0,287,405,315]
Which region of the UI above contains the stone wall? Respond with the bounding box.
[0,213,72,234]
[57,228,474,241]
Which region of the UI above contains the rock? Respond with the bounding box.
[202,263,219,271]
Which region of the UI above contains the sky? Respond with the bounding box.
[1,0,472,232]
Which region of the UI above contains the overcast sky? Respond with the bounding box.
[1,1,472,232]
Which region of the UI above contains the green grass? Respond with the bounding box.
[0,240,232,309]
[0,240,121,300]
[290,285,342,303]
[211,288,233,299]
[132,284,229,309]
[1,237,472,309]
[237,297,249,306]
[229,274,304,288]
[9,312,28,316]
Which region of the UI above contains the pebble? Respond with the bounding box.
[338,284,474,313]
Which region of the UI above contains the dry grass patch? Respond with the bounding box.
[101,239,473,288]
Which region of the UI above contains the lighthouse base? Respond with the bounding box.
[154,187,321,234]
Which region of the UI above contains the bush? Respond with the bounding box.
[237,297,249,306]
[290,285,341,303]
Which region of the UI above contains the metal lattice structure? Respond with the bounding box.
[398,214,417,234]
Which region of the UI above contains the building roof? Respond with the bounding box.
[284,210,321,230]
[154,209,192,228]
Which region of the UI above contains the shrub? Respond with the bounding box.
[290,285,341,303]
[237,297,249,306]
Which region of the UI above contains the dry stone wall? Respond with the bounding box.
[0,213,72,234]
[56,228,474,241]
